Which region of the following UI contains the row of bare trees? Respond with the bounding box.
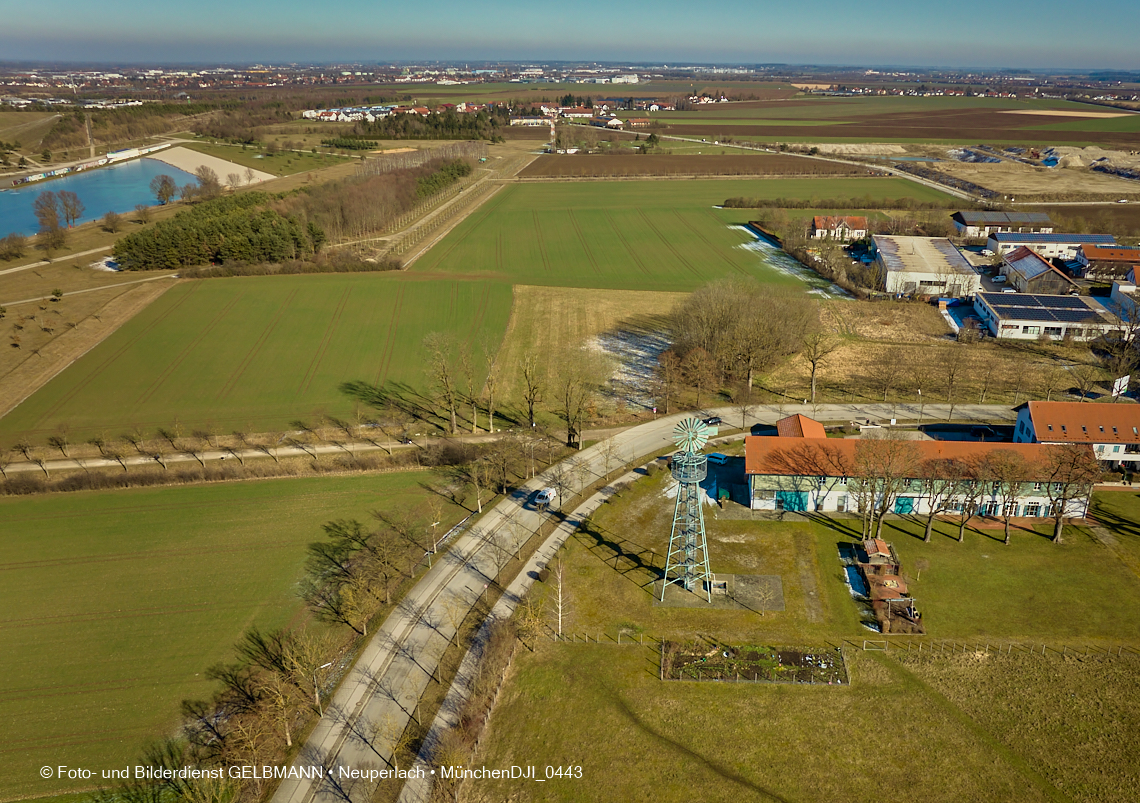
[423,332,609,449]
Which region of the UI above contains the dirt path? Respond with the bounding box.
[0,246,113,278]
[0,278,177,420]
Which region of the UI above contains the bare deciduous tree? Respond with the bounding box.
[1041,444,1100,544]
[801,331,838,404]
[424,332,459,434]
[520,350,544,429]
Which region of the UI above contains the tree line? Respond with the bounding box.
[355,108,510,140]
[724,195,966,211]
[655,278,819,412]
[274,155,476,244]
[415,158,471,197]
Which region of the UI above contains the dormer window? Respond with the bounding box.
[1048,425,1054,432]
[1061,425,1067,433]
[1100,426,1105,432]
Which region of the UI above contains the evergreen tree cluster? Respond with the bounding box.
[319,137,375,150]
[113,192,324,271]
[415,159,472,197]
[356,108,508,140]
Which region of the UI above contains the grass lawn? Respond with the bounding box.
[1089,489,1140,574]
[468,643,1139,803]
[411,179,954,291]
[0,274,512,441]
[181,140,351,177]
[818,515,1140,641]
[0,472,467,802]
[568,469,1140,643]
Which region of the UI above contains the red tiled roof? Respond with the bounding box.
[776,414,827,439]
[744,436,1074,477]
[812,215,868,231]
[1026,400,1140,444]
[863,538,891,558]
[1080,245,1140,263]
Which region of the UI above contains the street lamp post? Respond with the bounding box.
[314,661,333,716]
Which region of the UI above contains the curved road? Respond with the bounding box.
[270,401,1013,803]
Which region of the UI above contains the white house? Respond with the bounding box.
[986,232,1117,260]
[1013,400,1140,466]
[873,235,980,297]
[811,215,868,241]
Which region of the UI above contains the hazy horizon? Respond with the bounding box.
[1,0,1138,72]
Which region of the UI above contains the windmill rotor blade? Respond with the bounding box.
[673,417,710,452]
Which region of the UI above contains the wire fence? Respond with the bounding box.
[544,631,1140,660]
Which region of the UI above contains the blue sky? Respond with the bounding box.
[1,0,1138,69]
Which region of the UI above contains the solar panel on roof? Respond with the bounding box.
[1053,310,1101,322]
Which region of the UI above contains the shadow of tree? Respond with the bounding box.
[574,521,662,594]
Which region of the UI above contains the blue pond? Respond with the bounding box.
[0,158,197,238]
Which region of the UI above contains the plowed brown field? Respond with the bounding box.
[667,108,1140,148]
[519,153,871,178]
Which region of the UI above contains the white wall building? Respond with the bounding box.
[973,292,1121,342]
[873,235,980,297]
[1013,400,1140,465]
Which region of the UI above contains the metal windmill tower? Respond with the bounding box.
[661,417,715,603]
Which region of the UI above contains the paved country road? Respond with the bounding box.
[269,402,1014,803]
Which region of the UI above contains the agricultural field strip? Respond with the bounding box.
[410,178,957,290]
[0,276,512,439]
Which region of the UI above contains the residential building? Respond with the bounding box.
[744,436,1091,517]
[872,235,980,297]
[1013,400,1140,465]
[986,232,1117,259]
[811,215,868,241]
[951,211,1053,237]
[1075,244,1140,282]
[1000,246,1078,295]
[973,292,1121,341]
[626,117,652,128]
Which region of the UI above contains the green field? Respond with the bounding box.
[471,645,1140,803]
[412,179,955,291]
[0,274,512,441]
[0,472,465,802]
[181,140,351,176]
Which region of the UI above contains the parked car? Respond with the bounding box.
[992,274,1006,283]
[535,488,557,506]
[703,416,722,426]
[981,248,995,256]
[706,453,729,465]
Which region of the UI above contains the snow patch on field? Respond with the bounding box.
[733,225,851,299]
[587,327,671,409]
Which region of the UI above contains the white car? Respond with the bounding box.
[535,488,557,506]
[980,249,995,256]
